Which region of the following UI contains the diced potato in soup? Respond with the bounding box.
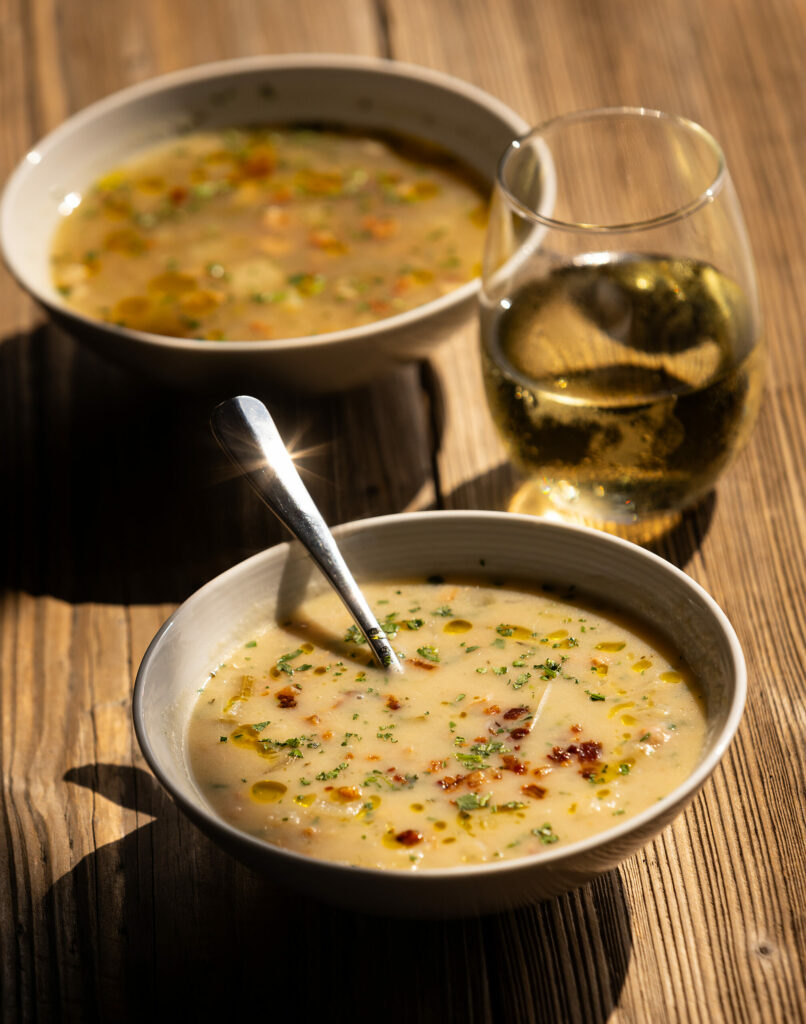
[50,127,488,341]
[188,579,706,870]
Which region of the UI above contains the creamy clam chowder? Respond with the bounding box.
[50,126,487,341]
[187,579,706,870]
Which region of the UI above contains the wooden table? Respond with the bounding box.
[2,1,804,1020]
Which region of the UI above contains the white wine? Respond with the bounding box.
[481,255,764,533]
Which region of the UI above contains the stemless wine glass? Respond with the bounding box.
[480,107,763,541]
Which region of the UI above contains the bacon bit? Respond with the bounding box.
[366,754,381,761]
[305,714,320,725]
[395,829,423,847]
[521,783,547,800]
[532,766,552,778]
[262,206,290,229]
[361,214,399,239]
[502,755,528,775]
[308,229,348,254]
[504,705,530,720]
[240,147,275,178]
[570,723,583,734]
[436,774,465,791]
[345,753,354,760]
[369,299,391,315]
[429,759,446,772]
[270,185,294,204]
[275,687,297,708]
[302,827,316,837]
[407,658,438,671]
[386,695,402,710]
[484,704,501,716]
[509,727,531,741]
[168,185,188,205]
[334,786,361,802]
[464,771,485,789]
[548,740,603,764]
[322,730,333,740]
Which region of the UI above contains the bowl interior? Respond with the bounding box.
[135,512,744,866]
[2,56,529,306]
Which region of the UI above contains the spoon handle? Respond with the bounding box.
[211,395,402,673]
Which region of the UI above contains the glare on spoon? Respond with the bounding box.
[210,395,402,673]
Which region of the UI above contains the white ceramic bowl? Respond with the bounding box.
[0,55,529,392]
[133,511,745,917]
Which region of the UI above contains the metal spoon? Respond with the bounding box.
[210,395,402,672]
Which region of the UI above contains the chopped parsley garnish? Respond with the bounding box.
[535,659,561,680]
[585,690,606,701]
[511,672,531,690]
[432,605,453,617]
[496,624,515,637]
[416,645,440,663]
[244,640,258,648]
[343,625,366,645]
[618,762,631,775]
[275,648,305,674]
[456,792,492,811]
[455,752,486,770]
[533,823,559,844]
[315,762,348,781]
[404,618,424,630]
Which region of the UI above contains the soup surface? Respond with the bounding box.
[50,127,488,341]
[188,579,706,871]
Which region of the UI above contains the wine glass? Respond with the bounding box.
[480,107,763,542]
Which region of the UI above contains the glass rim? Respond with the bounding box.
[497,106,727,234]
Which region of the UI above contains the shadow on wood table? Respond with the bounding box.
[43,763,633,1024]
[0,325,434,605]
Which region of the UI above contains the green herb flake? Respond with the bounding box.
[585,690,606,701]
[456,792,492,812]
[532,823,559,845]
[416,645,440,663]
[315,762,349,781]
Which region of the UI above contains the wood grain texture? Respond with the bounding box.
[1,0,804,1021]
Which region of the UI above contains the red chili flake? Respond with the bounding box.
[395,830,423,847]
[521,783,547,800]
[502,755,528,775]
[386,695,402,710]
[276,687,297,708]
[407,658,438,671]
[504,705,530,720]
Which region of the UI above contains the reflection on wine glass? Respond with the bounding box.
[480,108,763,542]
